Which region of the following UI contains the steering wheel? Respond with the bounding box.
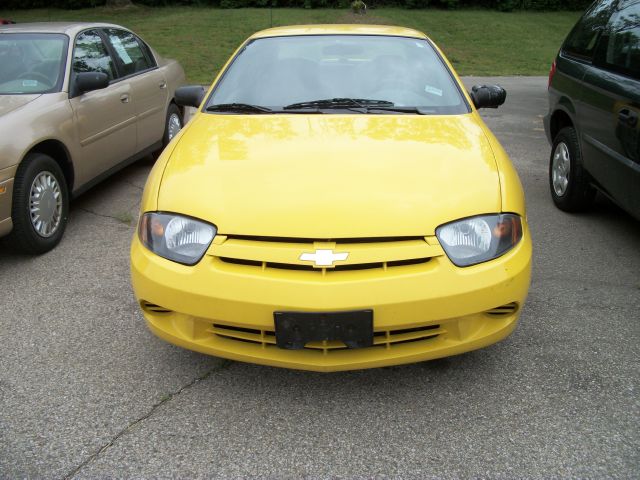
[373,78,419,94]
[17,71,52,86]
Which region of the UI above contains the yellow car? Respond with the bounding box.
[131,25,532,372]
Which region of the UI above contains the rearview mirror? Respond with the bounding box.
[175,85,206,109]
[470,84,506,109]
[75,72,109,95]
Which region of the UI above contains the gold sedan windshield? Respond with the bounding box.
[0,33,67,94]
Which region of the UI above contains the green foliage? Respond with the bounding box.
[440,0,460,8]
[1,0,591,9]
[404,0,430,9]
[351,0,366,13]
[495,0,519,11]
[1,0,104,8]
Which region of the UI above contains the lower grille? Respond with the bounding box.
[485,302,518,316]
[208,322,444,353]
[141,301,172,314]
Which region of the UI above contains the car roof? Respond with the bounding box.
[0,22,126,36]
[250,24,428,40]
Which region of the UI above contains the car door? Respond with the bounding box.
[68,29,136,188]
[578,0,640,217]
[103,28,168,154]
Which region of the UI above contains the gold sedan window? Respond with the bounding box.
[105,29,153,77]
[73,30,115,80]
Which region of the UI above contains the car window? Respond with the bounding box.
[73,30,115,80]
[563,0,616,61]
[602,0,640,78]
[208,35,468,114]
[104,29,154,77]
[0,33,67,94]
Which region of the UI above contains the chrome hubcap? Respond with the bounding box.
[29,171,62,237]
[552,142,571,197]
[167,113,182,140]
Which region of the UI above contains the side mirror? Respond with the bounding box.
[470,84,506,109]
[175,85,206,108]
[75,72,109,94]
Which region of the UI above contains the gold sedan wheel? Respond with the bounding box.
[8,153,69,254]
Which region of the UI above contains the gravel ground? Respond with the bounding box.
[1,77,638,479]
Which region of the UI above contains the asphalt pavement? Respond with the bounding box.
[1,77,638,479]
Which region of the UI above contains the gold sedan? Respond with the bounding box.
[0,22,185,253]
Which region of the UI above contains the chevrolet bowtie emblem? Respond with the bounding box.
[299,249,349,267]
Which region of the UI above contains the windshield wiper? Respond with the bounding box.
[365,105,435,115]
[206,103,274,114]
[206,101,434,115]
[284,98,394,111]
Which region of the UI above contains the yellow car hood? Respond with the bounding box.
[159,113,501,237]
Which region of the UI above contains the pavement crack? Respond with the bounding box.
[76,206,137,226]
[120,179,144,191]
[63,360,231,479]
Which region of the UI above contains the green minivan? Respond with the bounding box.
[545,0,639,219]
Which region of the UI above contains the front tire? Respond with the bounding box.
[8,153,69,254]
[163,103,183,148]
[549,126,596,212]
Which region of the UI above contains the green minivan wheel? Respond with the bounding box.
[549,126,596,212]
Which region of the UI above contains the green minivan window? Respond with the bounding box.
[603,1,640,78]
[563,0,616,60]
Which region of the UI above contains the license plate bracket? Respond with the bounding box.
[274,310,373,350]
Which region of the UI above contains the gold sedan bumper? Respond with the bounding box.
[0,165,16,238]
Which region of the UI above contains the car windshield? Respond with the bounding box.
[207,34,469,114]
[0,33,68,95]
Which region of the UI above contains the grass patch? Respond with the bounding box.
[113,211,134,225]
[0,6,580,82]
[380,9,580,75]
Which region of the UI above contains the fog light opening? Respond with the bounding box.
[141,301,173,315]
[485,302,519,317]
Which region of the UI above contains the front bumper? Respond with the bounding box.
[130,231,532,372]
[543,113,552,144]
[0,165,16,238]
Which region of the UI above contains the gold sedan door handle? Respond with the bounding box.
[120,94,130,103]
[159,81,167,89]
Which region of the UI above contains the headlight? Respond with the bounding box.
[138,212,216,265]
[436,214,523,267]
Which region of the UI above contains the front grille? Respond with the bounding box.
[225,235,426,244]
[211,235,443,274]
[208,322,444,353]
[219,257,432,271]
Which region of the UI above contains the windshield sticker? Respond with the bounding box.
[109,36,133,65]
[424,85,443,96]
[22,80,38,87]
